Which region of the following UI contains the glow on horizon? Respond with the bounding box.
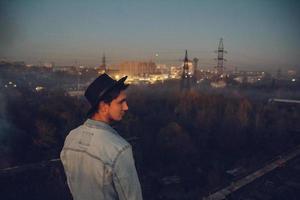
[0,0,299,71]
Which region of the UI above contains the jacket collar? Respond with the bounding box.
[84,119,118,135]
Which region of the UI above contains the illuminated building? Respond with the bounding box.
[119,61,156,77]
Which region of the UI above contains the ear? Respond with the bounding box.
[99,101,109,113]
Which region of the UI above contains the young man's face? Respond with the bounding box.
[107,90,129,122]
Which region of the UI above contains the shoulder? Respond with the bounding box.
[62,125,85,146]
[94,127,130,151]
[87,125,131,164]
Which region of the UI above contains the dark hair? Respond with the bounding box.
[88,83,128,118]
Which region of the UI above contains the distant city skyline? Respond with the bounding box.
[1,0,300,72]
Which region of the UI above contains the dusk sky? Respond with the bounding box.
[1,0,300,71]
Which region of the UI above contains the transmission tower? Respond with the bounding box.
[193,57,199,70]
[97,53,107,74]
[101,53,107,72]
[215,38,227,74]
[181,50,191,90]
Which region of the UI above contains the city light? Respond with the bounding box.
[35,86,44,92]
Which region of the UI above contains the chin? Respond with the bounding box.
[114,117,122,121]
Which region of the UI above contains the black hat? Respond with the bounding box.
[84,73,128,116]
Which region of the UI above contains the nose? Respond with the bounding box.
[123,102,129,111]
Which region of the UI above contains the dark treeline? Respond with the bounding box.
[1,64,300,199]
[121,84,300,198]
[0,87,88,167]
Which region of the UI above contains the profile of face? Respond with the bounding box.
[97,90,128,123]
[107,90,129,121]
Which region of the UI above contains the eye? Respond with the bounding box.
[120,99,127,104]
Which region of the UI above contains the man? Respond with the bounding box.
[60,73,143,200]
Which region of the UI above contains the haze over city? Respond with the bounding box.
[1,1,300,199]
[1,0,300,71]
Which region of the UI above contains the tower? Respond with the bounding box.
[181,50,190,90]
[215,38,227,74]
[101,53,107,72]
[193,57,199,70]
[98,53,107,74]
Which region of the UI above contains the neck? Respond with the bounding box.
[91,113,110,124]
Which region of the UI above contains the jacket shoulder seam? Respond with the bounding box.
[62,147,109,165]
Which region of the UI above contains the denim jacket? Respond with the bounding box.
[60,119,143,200]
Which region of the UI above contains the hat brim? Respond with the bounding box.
[86,76,128,117]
